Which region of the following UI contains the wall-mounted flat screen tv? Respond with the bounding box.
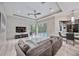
[16,27,26,33]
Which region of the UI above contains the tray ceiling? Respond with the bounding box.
[2,2,79,20]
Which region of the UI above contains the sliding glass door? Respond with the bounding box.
[30,23,48,37]
[38,23,47,36]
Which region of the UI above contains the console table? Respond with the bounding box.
[15,34,28,39]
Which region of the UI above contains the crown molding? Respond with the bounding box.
[13,14,36,20]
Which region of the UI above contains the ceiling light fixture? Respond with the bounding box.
[70,10,75,24]
[49,8,54,12]
[27,10,41,18]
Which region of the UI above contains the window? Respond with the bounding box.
[30,23,48,37]
[30,24,36,35]
[38,23,47,33]
[38,23,48,37]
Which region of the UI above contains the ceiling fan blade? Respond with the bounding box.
[28,13,34,15]
[34,10,36,12]
[36,13,41,15]
[33,10,37,14]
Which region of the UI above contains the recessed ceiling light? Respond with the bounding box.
[49,8,54,12]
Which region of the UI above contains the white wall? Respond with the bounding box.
[0,3,6,42]
[6,16,35,40]
[38,16,55,36]
[54,16,67,36]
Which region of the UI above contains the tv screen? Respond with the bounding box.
[16,27,26,33]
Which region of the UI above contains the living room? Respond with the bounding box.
[0,1,79,56]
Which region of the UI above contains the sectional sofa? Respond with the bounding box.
[15,36,62,56]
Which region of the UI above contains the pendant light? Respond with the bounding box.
[70,10,75,24]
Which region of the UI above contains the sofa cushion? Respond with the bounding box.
[37,38,50,44]
[26,40,52,56]
[18,40,30,55]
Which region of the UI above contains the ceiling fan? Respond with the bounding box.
[27,10,41,18]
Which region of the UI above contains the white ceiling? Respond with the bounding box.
[2,2,79,20]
